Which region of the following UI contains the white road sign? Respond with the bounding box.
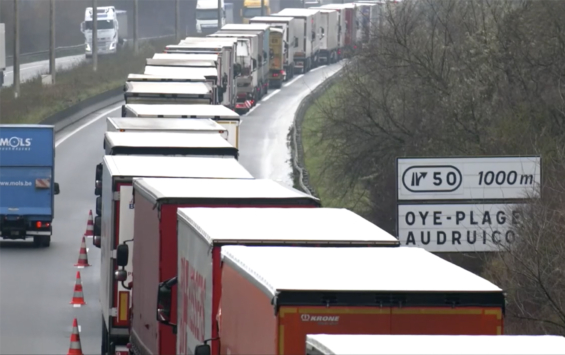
[397,204,525,252]
[397,156,541,201]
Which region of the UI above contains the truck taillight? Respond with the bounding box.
[119,129,126,132]
[35,221,50,228]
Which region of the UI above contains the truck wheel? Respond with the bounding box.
[33,237,42,248]
[42,236,51,247]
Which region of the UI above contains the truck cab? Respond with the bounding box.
[0,125,60,247]
[196,0,226,34]
[81,6,127,57]
[242,0,271,23]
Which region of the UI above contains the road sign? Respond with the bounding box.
[397,156,541,201]
[397,204,525,252]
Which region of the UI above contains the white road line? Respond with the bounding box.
[246,103,261,115]
[284,74,304,87]
[261,89,280,102]
[78,325,81,332]
[55,105,122,147]
[310,65,327,72]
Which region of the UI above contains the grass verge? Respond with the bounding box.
[0,38,173,124]
[301,81,372,215]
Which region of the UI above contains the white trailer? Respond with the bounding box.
[314,8,339,64]
[95,155,252,355]
[162,42,237,110]
[311,6,345,59]
[249,16,297,80]
[123,81,214,105]
[126,73,208,83]
[121,104,241,149]
[272,8,322,73]
[305,334,565,355]
[103,131,238,159]
[106,117,230,141]
[195,0,226,34]
[143,66,219,92]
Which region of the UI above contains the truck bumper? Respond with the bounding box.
[0,216,52,239]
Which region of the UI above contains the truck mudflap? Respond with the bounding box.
[114,344,130,355]
[235,100,252,114]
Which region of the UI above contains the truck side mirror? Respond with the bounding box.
[114,269,127,282]
[116,244,129,267]
[80,21,85,33]
[96,196,101,216]
[156,276,177,326]
[54,183,60,195]
[93,235,101,248]
[95,163,103,181]
[195,344,211,355]
[121,105,126,117]
[94,180,102,196]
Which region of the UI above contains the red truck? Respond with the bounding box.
[95,155,253,355]
[204,245,505,355]
[126,178,322,355]
[156,207,400,355]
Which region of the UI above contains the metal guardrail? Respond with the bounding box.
[5,34,176,65]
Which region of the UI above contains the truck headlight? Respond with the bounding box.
[85,43,91,51]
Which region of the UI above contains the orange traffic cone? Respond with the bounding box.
[84,210,93,238]
[74,236,90,268]
[70,271,86,306]
[68,318,83,355]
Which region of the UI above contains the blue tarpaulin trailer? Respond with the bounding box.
[0,124,60,247]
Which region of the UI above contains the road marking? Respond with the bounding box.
[78,325,81,332]
[261,89,280,102]
[246,103,261,115]
[284,74,304,87]
[86,248,89,252]
[73,304,81,308]
[55,105,121,147]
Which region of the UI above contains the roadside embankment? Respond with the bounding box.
[290,63,371,217]
[0,38,171,124]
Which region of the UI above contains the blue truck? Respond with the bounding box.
[0,125,60,247]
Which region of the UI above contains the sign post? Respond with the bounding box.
[396,156,541,252]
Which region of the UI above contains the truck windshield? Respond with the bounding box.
[85,20,114,30]
[243,7,264,18]
[196,9,220,20]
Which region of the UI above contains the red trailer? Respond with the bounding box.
[128,178,321,355]
[159,207,399,355]
[216,246,505,355]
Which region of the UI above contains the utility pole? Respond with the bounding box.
[92,0,98,72]
[13,0,20,98]
[217,0,222,30]
[261,0,265,16]
[175,0,180,41]
[133,0,138,52]
[49,0,56,83]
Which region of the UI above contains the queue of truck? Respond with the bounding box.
[75,2,537,355]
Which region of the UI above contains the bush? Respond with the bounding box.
[0,38,173,124]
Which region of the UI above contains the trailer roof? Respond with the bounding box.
[221,245,503,295]
[250,16,294,22]
[106,117,225,131]
[221,23,271,31]
[153,53,220,62]
[309,7,339,13]
[306,334,565,355]
[124,104,240,120]
[104,155,250,178]
[104,131,233,149]
[135,178,319,204]
[124,82,212,95]
[210,32,260,38]
[127,73,207,82]
[174,42,235,49]
[275,8,321,16]
[178,208,398,246]
[182,37,238,44]
[146,58,217,67]
[144,66,218,78]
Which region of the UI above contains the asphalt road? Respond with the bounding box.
[2,54,86,88]
[0,60,344,354]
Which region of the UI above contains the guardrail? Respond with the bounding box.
[5,34,176,67]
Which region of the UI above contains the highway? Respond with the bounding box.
[0,61,343,354]
[2,54,86,87]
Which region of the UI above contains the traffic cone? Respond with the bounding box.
[84,210,93,238]
[70,271,86,306]
[74,236,90,268]
[68,318,83,355]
